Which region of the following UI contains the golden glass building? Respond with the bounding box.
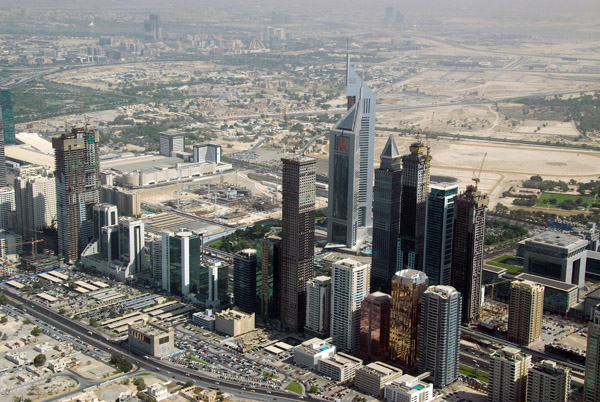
[389,269,428,369]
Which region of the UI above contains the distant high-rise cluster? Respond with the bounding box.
[144,14,162,42]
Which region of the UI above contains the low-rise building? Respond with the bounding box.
[5,352,27,365]
[180,386,218,402]
[192,309,216,330]
[128,321,175,358]
[384,374,433,402]
[293,337,336,370]
[34,342,53,353]
[355,361,403,398]
[215,309,255,337]
[318,352,363,382]
[147,383,170,401]
[49,357,74,373]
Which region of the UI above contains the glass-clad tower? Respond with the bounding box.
[0,89,15,145]
[161,231,203,296]
[424,184,458,286]
[372,135,402,292]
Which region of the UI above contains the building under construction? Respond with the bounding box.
[52,127,100,264]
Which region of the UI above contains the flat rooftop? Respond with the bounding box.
[514,273,578,292]
[360,361,402,377]
[143,212,215,233]
[526,231,588,250]
[101,154,184,174]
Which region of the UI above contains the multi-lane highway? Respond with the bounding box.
[1,285,315,402]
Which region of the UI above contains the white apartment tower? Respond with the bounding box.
[488,347,532,402]
[527,360,570,402]
[14,173,56,239]
[331,258,370,354]
[305,275,332,337]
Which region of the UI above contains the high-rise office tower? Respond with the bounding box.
[0,89,15,145]
[327,54,375,249]
[331,258,370,354]
[143,14,162,42]
[423,184,458,286]
[489,347,532,402]
[359,291,391,363]
[508,280,544,346]
[451,185,488,324]
[585,303,600,402]
[0,120,6,187]
[92,203,118,244]
[419,285,462,388]
[52,127,100,264]
[14,171,57,240]
[305,276,332,338]
[119,218,144,275]
[398,141,430,271]
[280,155,316,332]
[159,132,184,157]
[327,109,359,249]
[257,232,281,321]
[389,269,428,370]
[233,249,258,314]
[528,360,570,402]
[161,231,203,296]
[372,135,402,292]
[346,54,375,232]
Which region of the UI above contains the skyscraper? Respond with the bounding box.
[423,184,458,286]
[372,135,402,292]
[331,258,370,354]
[305,276,331,338]
[508,280,544,346]
[398,141,430,271]
[52,127,100,264]
[389,269,428,370]
[233,249,258,314]
[327,54,375,249]
[419,285,462,388]
[327,111,359,248]
[119,218,145,275]
[585,303,600,402]
[451,185,488,324]
[280,155,316,332]
[346,54,375,232]
[489,347,531,402]
[143,14,162,42]
[161,231,203,296]
[359,291,391,363]
[257,232,281,321]
[14,171,57,241]
[0,120,6,187]
[528,360,570,402]
[0,89,15,145]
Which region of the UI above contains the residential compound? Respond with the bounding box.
[488,347,532,402]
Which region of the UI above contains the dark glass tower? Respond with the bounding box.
[372,135,402,292]
[233,248,258,314]
[280,155,316,333]
[0,89,15,145]
[451,186,488,325]
[424,184,458,286]
[398,141,430,271]
[359,291,392,363]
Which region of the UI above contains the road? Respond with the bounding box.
[1,285,315,402]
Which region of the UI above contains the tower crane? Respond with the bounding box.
[472,152,487,191]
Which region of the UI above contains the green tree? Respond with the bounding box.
[33,354,46,367]
[30,327,42,337]
[109,354,133,373]
[184,381,194,388]
[0,293,8,305]
[309,385,319,393]
[133,377,146,391]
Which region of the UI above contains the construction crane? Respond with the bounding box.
[472,152,487,191]
[481,279,512,321]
